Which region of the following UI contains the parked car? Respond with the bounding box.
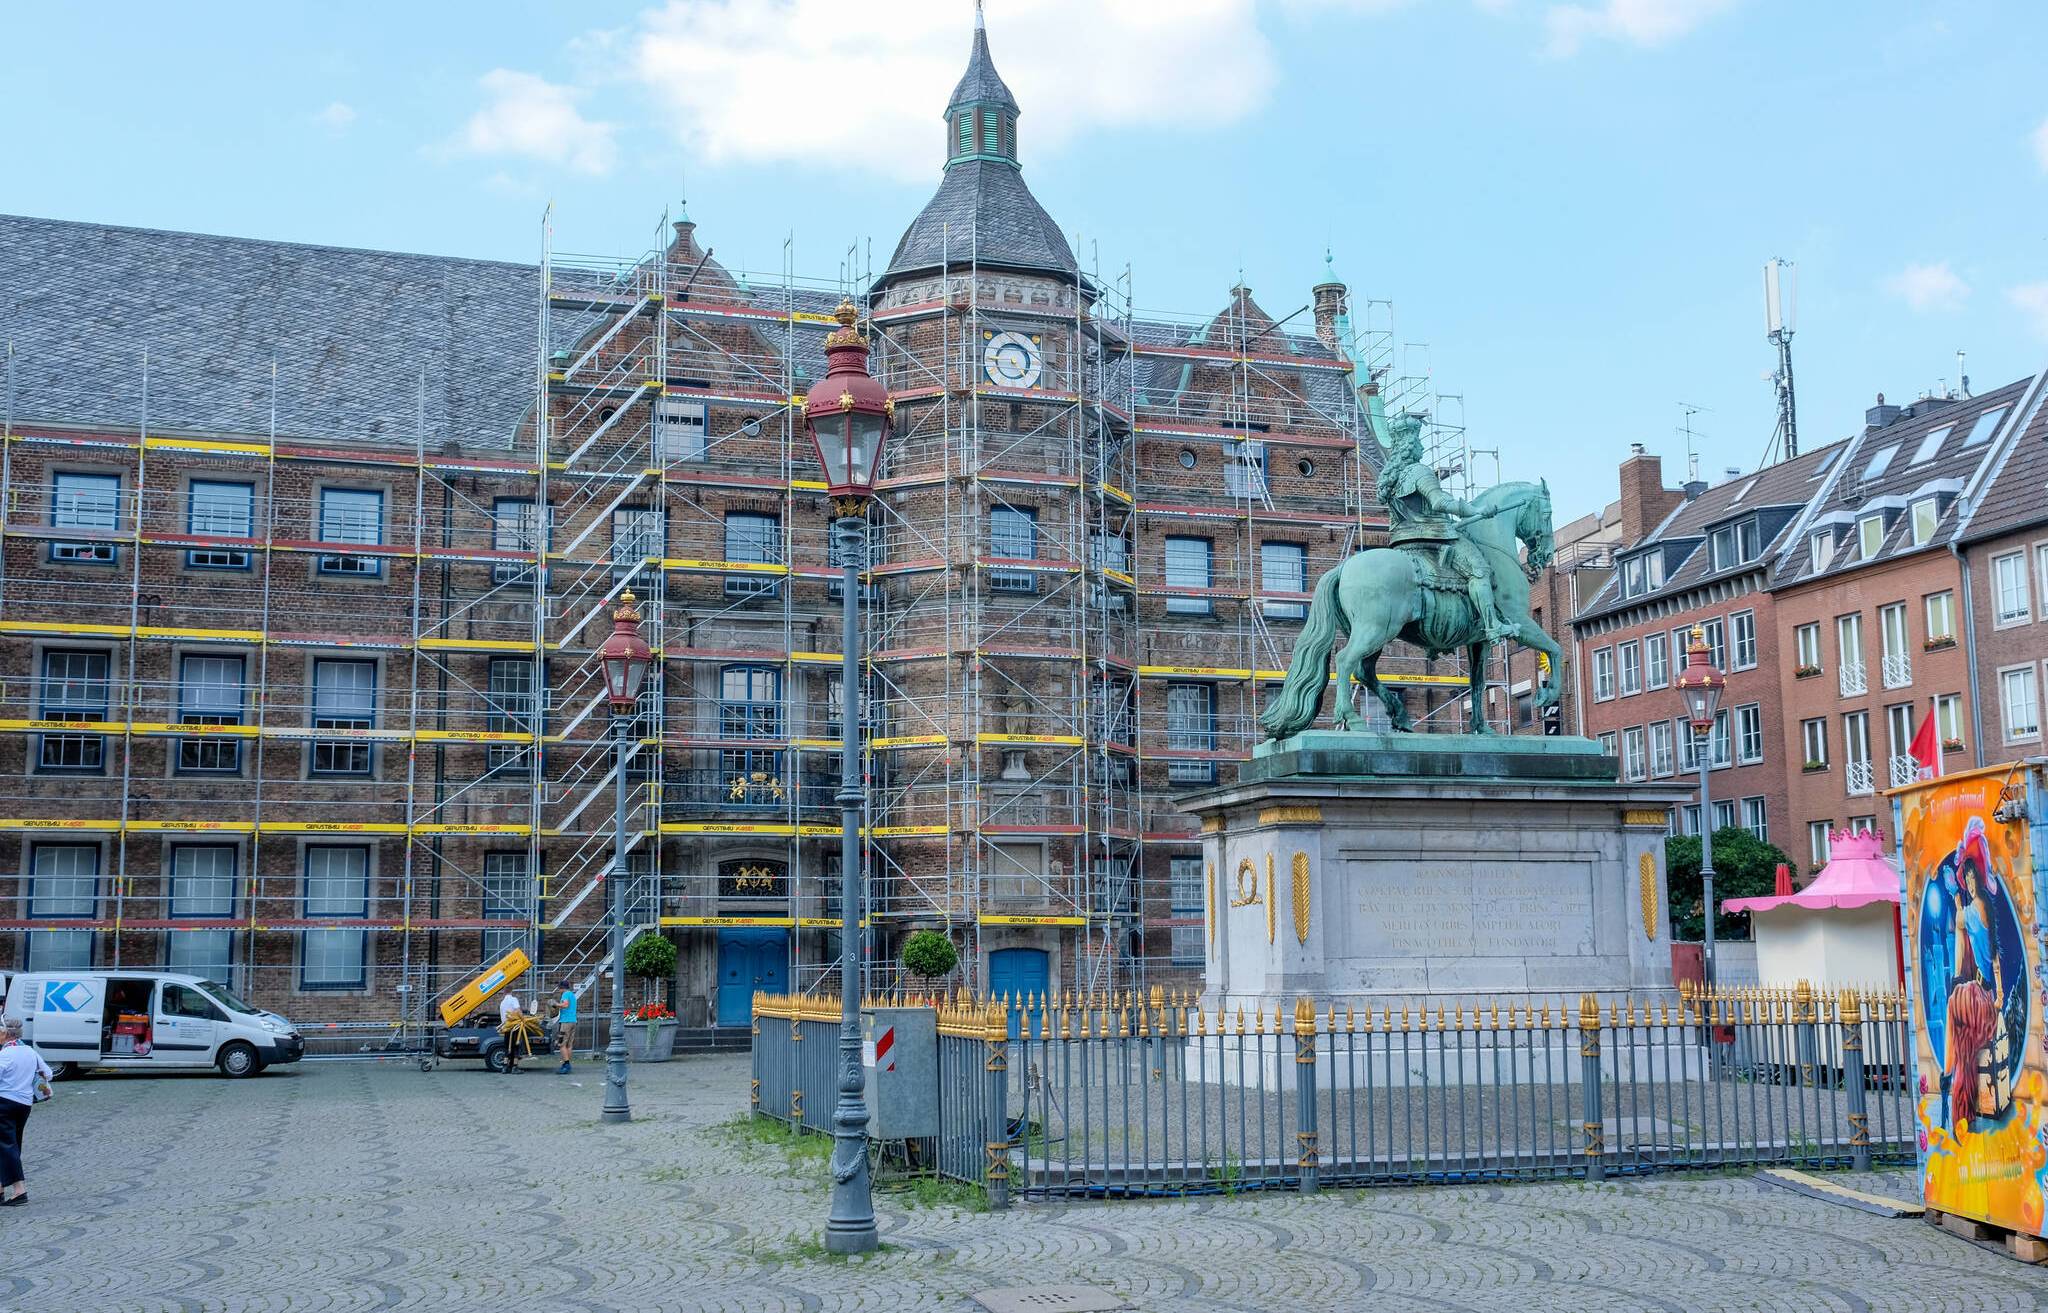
[2,971,303,1078]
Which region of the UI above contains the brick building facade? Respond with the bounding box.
[0,15,1482,1028]
[1958,373,2048,756]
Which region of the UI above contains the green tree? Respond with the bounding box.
[624,931,678,980]
[1665,828,1793,943]
[900,929,959,984]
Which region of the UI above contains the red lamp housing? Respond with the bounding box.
[801,300,894,503]
[598,590,654,713]
[1673,624,1726,735]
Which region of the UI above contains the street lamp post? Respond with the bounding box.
[802,300,893,1256]
[1675,624,1727,988]
[597,590,653,1124]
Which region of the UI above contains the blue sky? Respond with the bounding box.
[8,0,2048,522]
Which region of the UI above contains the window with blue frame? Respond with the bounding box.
[1165,537,1213,615]
[310,659,376,776]
[177,653,246,774]
[29,843,99,921]
[167,844,237,983]
[301,845,370,989]
[50,472,120,564]
[485,657,536,776]
[493,498,549,584]
[481,850,531,963]
[722,512,780,599]
[989,506,1038,593]
[1260,542,1307,619]
[1165,682,1217,785]
[316,487,384,576]
[37,649,110,772]
[718,665,783,803]
[186,480,254,568]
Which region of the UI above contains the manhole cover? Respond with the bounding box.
[972,1287,1130,1313]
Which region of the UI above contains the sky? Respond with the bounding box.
[7,0,2048,523]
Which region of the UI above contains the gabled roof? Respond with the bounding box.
[1574,439,1844,625]
[1772,378,2031,587]
[1960,371,2048,543]
[0,212,549,450]
[879,160,1079,284]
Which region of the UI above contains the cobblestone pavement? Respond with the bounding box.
[7,1054,2048,1312]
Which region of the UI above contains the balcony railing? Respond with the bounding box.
[1881,653,1911,689]
[1888,755,1922,788]
[1839,662,1868,698]
[658,768,841,822]
[1846,760,1875,796]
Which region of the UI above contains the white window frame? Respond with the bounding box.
[1924,591,1955,643]
[1992,551,2031,626]
[1591,648,1615,701]
[1730,609,1757,671]
[1794,622,1821,671]
[1857,514,1885,561]
[1648,721,1674,777]
[1644,632,1669,689]
[1621,726,1646,781]
[1735,702,1763,765]
[1801,717,1828,768]
[1740,796,1767,841]
[2000,663,2042,743]
[1809,821,1832,867]
[1909,497,1939,546]
[1617,641,1641,696]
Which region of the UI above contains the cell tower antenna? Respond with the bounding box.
[1763,257,1799,461]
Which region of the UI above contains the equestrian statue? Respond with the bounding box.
[1258,382,1565,738]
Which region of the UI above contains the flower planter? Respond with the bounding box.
[626,1019,679,1062]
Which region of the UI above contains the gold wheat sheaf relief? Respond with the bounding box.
[1638,851,1657,940]
[1292,851,1311,945]
[1266,853,1276,945]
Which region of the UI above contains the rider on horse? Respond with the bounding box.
[1366,383,1518,645]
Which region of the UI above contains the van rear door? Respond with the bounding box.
[22,975,105,1066]
[154,982,226,1066]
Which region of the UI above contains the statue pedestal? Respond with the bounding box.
[1183,732,1689,1009]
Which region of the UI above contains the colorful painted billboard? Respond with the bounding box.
[1896,761,2045,1235]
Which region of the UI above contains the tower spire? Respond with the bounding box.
[975,0,985,32]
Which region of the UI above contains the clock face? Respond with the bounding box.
[983,331,1042,389]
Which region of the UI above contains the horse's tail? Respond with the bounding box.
[1258,564,1344,739]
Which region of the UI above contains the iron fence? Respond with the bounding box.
[753,982,1913,1206]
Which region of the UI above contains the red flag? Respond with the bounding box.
[1909,713,1940,780]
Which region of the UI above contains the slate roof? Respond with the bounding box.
[879,160,1079,284]
[1772,378,2032,587]
[1575,439,1844,625]
[948,21,1018,111]
[1959,372,2048,543]
[0,212,559,451]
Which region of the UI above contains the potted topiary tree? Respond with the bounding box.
[900,929,959,1001]
[623,932,680,1061]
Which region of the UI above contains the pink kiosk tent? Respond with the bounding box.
[1723,829,1904,989]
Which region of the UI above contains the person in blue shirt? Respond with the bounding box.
[554,987,578,1075]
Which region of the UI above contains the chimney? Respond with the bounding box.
[1682,480,1708,499]
[1865,392,1901,430]
[1616,447,1683,544]
[1311,279,1348,352]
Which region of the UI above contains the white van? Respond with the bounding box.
[2,971,303,1078]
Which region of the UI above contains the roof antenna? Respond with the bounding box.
[1956,348,1969,398]
[1677,402,1706,482]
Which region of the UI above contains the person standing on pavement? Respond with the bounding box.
[554,987,577,1075]
[497,992,529,1072]
[1,1018,53,1207]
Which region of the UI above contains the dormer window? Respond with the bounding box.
[1709,518,1759,571]
[1857,513,1886,560]
[1809,531,1833,573]
[1618,549,1664,599]
[1623,556,1644,597]
[1909,497,1940,546]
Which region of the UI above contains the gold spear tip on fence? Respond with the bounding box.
[1295,996,1316,1034]
[1578,993,1600,1029]
[1838,987,1861,1025]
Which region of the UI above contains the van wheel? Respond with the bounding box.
[218,1042,261,1079]
[52,1062,81,1081]
[484,1046,511,1074]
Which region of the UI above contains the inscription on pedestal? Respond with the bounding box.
[1343,859,1596,958]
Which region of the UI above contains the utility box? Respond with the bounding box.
[861,1005,938,1140]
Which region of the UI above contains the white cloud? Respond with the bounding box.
[315,101,357,132]
[2010,282,2048,341]
[625,0,1276,181]
[2032,117,2048,172]
[1885,261,1969,313]
[1543,0,1736,57]
[445,69,618,176]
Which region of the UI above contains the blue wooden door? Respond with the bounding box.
[717,929,789,1027]
[988,947,1050,1037]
